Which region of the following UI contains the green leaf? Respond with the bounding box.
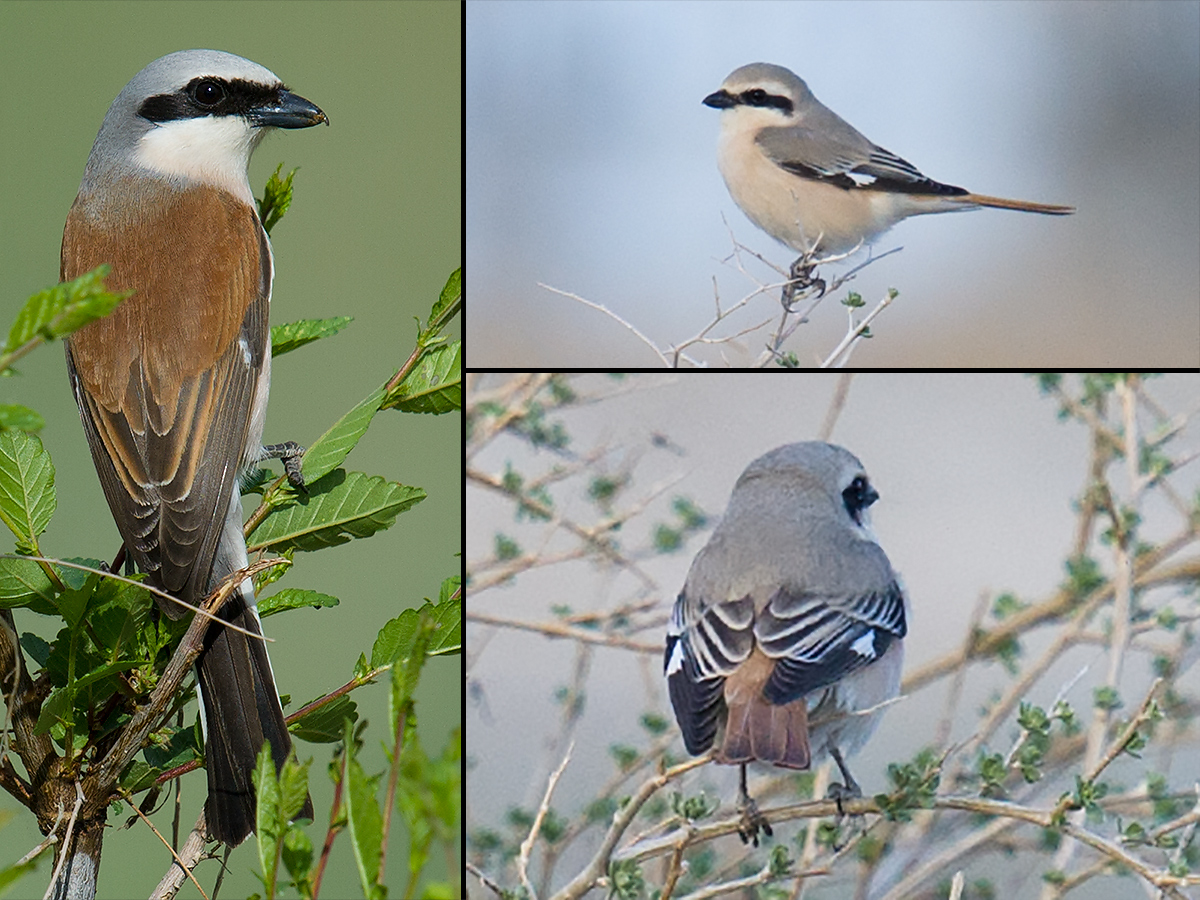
[279,756,312,823]
[4,266,128,355]
[271,316,354,357]
[397,720,431,882]
[254,742,284,884]
[281,827,315,896]
[0,837,50,894]
[119,759,160,794]
[0,405,46,433]
[88,580,154,659]
[389,615,436,726]
[251,742,310,892]
[246,470,425,554]
[36,649,139,740]
[1093,686,1122,711]
[55,573,97,629]
[19,633,50,667]
[371,605,433,669]
[427,268,461,337]
[428,581,461,656]
[429,595,460,657]
[398,727,460,891]
[0,556,56,609]
[382,341,461,415]
[370,589,459,669]
[39,623,98,694]
[35,687,75,735]
[343,719,386,900]
[257,163,298,235]
[289,694,357,744]
[142,724,202,772]
[0,430,56,554]
[56,559,97,592]
[301,387,386,485]
[259,588,340,618]
[353,652,370,682]
[70,658,143,692]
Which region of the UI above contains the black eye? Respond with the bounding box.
[746,89,768,105]
[192,80,225,106]
[842,475,878,525]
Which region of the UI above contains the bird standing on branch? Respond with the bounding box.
[666,442,907,842]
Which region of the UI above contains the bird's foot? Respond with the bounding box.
[735,763,772,846]
[827,747,862,818]
[736,794,773,847]
[782,258,826,310]
[826,778,862,817]
[263,441,307,491]
[823,780,865,851]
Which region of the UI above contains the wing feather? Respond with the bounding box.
[62,179,269,614]
[757,584,907,704]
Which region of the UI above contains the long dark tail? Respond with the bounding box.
[196,590,313,846]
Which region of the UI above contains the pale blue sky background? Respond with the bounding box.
[468,1,1200,367]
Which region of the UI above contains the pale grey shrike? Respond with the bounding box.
[666,442,907,842]
[704,63,1074,258]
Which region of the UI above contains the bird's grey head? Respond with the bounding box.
[733,441,880,534]
[79,49,327,204]
[703,62,812,122]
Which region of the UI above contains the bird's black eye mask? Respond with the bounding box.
[741,88,793,115]
[841,475,878,526]
[139,77,288,123]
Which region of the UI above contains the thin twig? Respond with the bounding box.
[122,786,210,900]
[819,289,897,368]
[519,742,575,900]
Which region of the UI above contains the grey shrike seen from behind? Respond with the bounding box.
[665,442,907,843]
[62,49,327,846]
[704,63,1074,257]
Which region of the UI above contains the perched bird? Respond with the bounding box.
[703,63,1074,258]
[665,442,907,842]
[62,49,327,846]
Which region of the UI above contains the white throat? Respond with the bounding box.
[134,116,264,205]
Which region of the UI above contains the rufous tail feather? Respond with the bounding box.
[962,193,1075,215]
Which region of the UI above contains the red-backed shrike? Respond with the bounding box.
[62,49,327,846]
[704,63,1074,256]
[666,442,907,842]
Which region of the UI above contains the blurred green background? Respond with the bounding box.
[0,2,460,897]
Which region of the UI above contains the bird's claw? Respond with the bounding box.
[262,441,307,492]
[825,779,862,818]
[782,258,825,310]
[736,794,773,847]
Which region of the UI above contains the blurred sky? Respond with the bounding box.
[467,373,1200,899]
[468,1,1200,367]
[0,4,460,897]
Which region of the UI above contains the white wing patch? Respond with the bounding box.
[665,640,685,676]
[850,629,877,659]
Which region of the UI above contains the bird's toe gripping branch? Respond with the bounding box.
[782,255,826,310]
[735,763,774,847]
[262,441,307,492]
